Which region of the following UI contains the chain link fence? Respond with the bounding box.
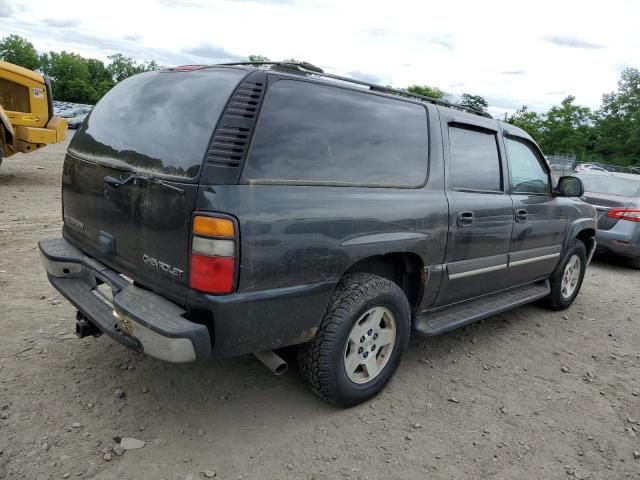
[546,154,640,176]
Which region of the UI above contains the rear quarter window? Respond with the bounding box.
[242,80,428,187]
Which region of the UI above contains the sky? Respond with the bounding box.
[1,0,639,117]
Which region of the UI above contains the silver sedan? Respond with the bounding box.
[576,172,640,269]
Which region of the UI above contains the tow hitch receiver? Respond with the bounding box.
[75,311,102,338]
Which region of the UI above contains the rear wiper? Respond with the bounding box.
[104,173,185,195]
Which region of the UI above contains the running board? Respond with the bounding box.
[414,280,550,336]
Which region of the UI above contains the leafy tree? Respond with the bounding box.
[506,106,545,141]
[594,68,640,165]
[540,96,594,158]
[107,54,159,82]
[459,93,488,112]
[406,85,445,99]
[92,80,116,103]
[57,78,96,104]
[86,58,113,84]
[40,51,90,82]
[39,51,93,102]
[0,34,39,71]
[248,54,270,62]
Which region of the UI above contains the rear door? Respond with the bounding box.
[503,132,567,283]
[61,68,246,304]
[434,111,514,307]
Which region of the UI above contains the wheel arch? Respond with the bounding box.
[576,227,597,263]
[343,252,425,313]
[563,216,597,264]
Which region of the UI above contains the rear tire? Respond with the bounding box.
[298,273,411,407]
[631,256,640,270]
[542,240,587,311]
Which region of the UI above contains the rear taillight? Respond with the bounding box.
[190,215,237,294]
[173,65,207,71]
[607,208,640,223]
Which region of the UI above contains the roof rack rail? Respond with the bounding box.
[218,61,492,118]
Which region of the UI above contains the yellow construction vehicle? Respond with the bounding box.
[0,60,67,165]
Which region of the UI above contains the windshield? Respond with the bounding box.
[578,174,640,197]
[69,68,245,179]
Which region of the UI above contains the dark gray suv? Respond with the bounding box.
[38,62,597,406]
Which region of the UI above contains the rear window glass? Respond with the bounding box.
[69,68,245,179]
[578,174,640,197]
[449,125,502,192]
[242,80,428,187]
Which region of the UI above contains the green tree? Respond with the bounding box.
[594,68,640,165]
[91,80,116,103]
[107,54,159,82]
[86,58,113,84]
[57,78,96,104]
[248,54,270,62]
[541,96,594,158]
[506,106,545,141]
[459,93,488,112]
[39,51,93,102]
[406,85,445,99]
[0,34,40,71]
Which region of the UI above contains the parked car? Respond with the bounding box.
[52,101,93,129]
[576,171,640,268]
[38,62,597,407]
[66,113,88,130]
[576,163,609,173]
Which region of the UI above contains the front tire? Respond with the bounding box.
[542,240,587,311]
[298,273,411,407]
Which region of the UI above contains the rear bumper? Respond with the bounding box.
[39,238,211,362]
[596,222,640,258]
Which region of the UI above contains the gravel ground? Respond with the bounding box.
[1,136,639,480]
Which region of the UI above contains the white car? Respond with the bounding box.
[576,163,609,173]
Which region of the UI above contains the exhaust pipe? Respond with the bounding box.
[254,350,288,376]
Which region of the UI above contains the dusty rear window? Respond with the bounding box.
[69,68,245,179]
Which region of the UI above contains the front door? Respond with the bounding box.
[434,113,514,307]
[503,132,568,284]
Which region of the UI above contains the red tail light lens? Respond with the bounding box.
[190,254,235,293]
[173,65,207,71]
[190,215,237,294]
[607,208,640,222]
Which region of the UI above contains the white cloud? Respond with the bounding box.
[0,0,14,17]
[2,0,639,116]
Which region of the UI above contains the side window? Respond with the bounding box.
[449,125,502,192]
[506,138,551,194]
[243,80,428,187]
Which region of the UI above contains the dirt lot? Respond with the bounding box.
[1,135,639,480]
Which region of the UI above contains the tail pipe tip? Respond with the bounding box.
[254,350,288,376]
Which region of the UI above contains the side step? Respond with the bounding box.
[414,280,550,336]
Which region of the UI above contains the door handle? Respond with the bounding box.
[457,211,474,227]
[515,208,528,222]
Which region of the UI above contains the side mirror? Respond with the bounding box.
[555,176,584,197]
